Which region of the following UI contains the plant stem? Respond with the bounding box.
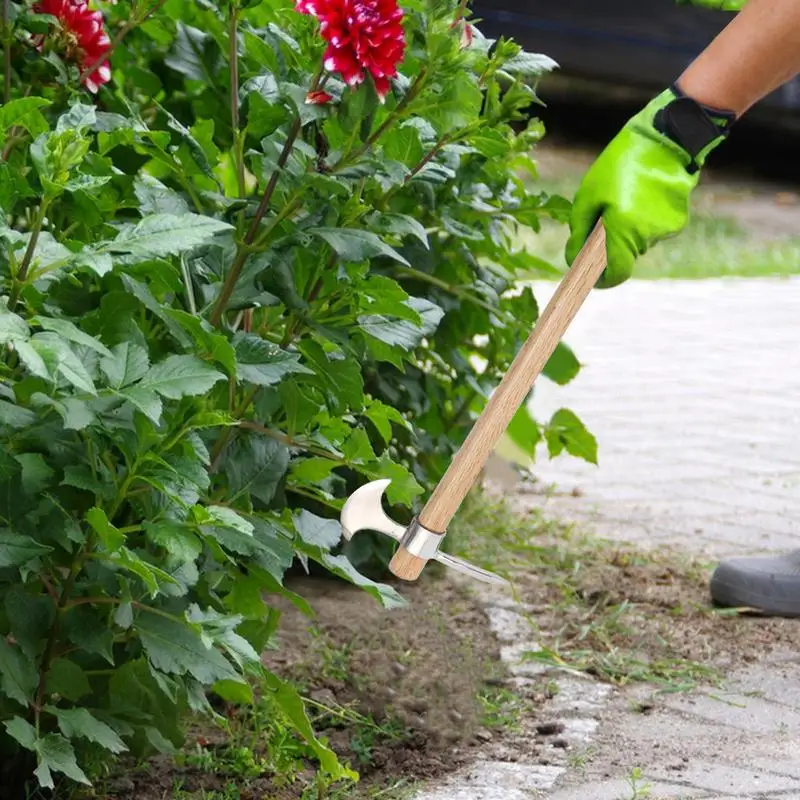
[209,115,302,328]
[240,420,345,461]
[228,2,245,198]
[10,198,50,310]
[180,255,198,314]
[2,0,10,105]
[34,555,81,727]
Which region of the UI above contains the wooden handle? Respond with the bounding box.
[388,222,607,581]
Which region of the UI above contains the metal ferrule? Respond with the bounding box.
[398,518,443,559]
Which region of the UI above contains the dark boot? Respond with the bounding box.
[710,551,800,617]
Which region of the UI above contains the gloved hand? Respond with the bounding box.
[676,0,745,9]
[565,87,735,287]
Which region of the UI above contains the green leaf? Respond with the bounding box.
[543,342,580,386]
[213,678,254,705]
[134,175,191,216]
[30,394,95,430]
[289,457,338,484]
[100,341,150,388]
[233,334,312,386]
[545,408,598,465]
[0,399,36,429]
[29,333,96,394]
[145,522,202,563]
[364,399,409,444]
[371,456,424,505]
[138,354,225,399]
[34,317,112,357]
[506,403,541,457]
[0,639,37,705]
[49,707,128,754]
[0,533,52,568]
[0,305,30,344]
[34,734,91,788]
[46,658,91,702]
[358,315,427,350]
[104,214,232,260]
[294,510,341,550]
[309,228,409,266]
[261,671,357,781]
[85,506,124,551]
[205,506,254,537]
[137,613,240,684]
[371,212,429,248]
[5,716,36,749]
[502,51,558,76]
[381,124,424,166]
[224,434,290,506]
[298,340,363,413]
[16,452,54,494]
[0,98,51,143]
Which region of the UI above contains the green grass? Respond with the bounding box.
[525,173,800,280]
[447,495,725,694]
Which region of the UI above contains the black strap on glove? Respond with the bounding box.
[654,84,737,172]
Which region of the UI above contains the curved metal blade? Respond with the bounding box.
[340,479,406,542]
[434,552,510,586]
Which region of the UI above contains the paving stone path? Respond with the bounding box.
[415,278,800,800]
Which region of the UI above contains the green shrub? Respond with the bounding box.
[0,0,593,791]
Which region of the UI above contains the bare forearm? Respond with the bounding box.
[678,0,800,115]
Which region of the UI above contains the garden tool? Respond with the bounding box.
[341,221,607,586]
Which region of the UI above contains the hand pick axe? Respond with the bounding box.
[341,222,607,586]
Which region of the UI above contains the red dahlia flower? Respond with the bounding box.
[34,0,112,93]
[296,0,405,103]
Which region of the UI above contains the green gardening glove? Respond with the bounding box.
[565,87,735,287]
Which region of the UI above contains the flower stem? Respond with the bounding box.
[2,0,10,105]
[10,198,50,310]
[229,1,245,198]
[209,115,302,328]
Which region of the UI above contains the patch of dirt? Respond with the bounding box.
[104,573,510,799]
[514,539,798,682]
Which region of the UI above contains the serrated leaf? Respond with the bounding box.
[0,639,37,705]
[85,506,124,551]
[47,658,91,702]
[104,214,232,260]
[101,341,150,388]
[34,734,91,788]
[364,399,408,444]
[358,315,426,349]
[233,334,312,386]
[0,305,29,344]
[298,340,363,413]
[134,175,191,216]
[137,614,240,684]
[0,98,51,142]
[5,716,36,749]
[0,532,52,568]
[502,51,558,76]
[144,522,202,562]
[30,394,95,431]
[309,227,409,266]
[34,317,112,357]
[0,399,36,429]
[49,707,128,754]
[138,354,225,399]
[205,506,254,536]
[545,408,598,465]
[224,435,289,505]
[16,452,54,494]
[120,387,162,422]
[294,510,341,550]
[289,457,337,484]
[29,333,96,394]
[371,212,429,248]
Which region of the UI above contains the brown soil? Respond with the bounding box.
[102,572,510,799]
[513,539,798,683]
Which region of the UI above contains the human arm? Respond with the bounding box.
[566,0,800,287]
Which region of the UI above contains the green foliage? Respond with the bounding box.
[0,0,590,792]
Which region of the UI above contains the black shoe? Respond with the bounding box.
[710,550,800,617]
